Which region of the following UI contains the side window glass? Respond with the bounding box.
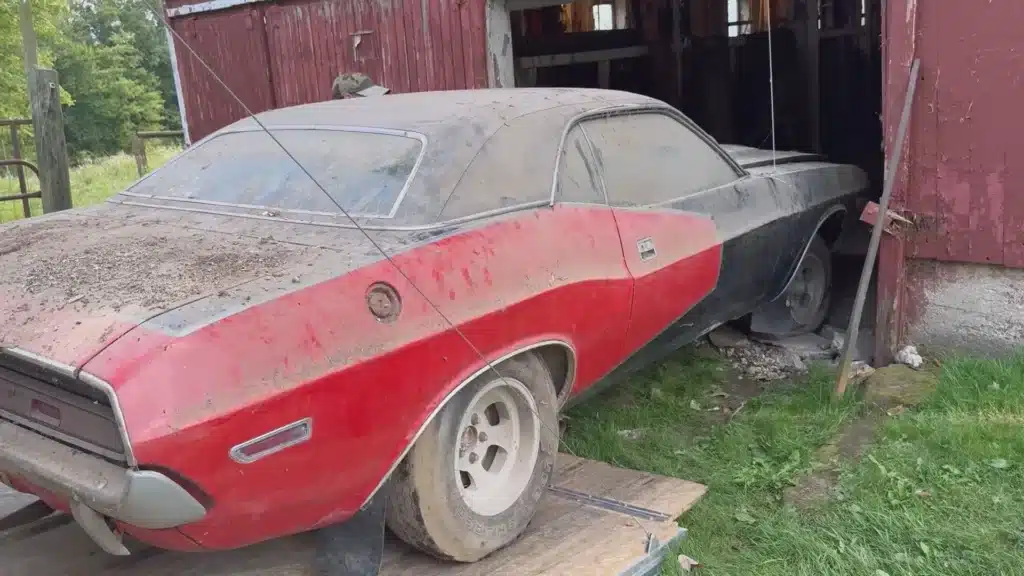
[557,126,605,205]
[582,113,739,207]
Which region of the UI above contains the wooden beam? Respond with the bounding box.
[804,0,821,152]
[29,69,72,214]
[486,0,516,88]
[516,45,649,69]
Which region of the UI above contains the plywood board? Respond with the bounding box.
[0,455,706,576]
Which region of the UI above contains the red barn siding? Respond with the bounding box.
[886,0,1024,267]
[169,0,489,142]
[170,7,276,142]
[877,0,1024,360]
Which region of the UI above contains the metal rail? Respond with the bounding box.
[1,120,35,218]
[0,159,41,218]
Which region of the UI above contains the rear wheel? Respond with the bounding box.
[384,352,558,562]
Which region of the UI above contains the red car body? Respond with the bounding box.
[0,88,865,554]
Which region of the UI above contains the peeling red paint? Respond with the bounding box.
[878,0,1024,359]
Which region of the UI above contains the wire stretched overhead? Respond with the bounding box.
[140,0,660,552]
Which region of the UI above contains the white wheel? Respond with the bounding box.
[385,352,558,562]
[454,377,541,516]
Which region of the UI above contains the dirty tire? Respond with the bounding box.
[384,352,558,562]
[786,234,832,334]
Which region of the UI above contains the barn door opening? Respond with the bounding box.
[506,0,657,96]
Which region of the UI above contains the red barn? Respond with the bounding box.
[165,0,1024,359]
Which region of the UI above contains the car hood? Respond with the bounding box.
[0,202,388,368]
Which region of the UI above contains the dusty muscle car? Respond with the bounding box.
[0,88,866,563]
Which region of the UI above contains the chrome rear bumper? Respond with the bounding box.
[0,419,206,554]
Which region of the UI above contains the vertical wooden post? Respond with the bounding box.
[485,0,515,88]
[10,124,31,218]
[132,135,149,178]
[670,0,684,104]
[19,0,38,76]
[805,0,821,152]
[30,69,72,213]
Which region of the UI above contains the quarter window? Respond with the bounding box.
[582,113,739,207]
[557,126,605,205]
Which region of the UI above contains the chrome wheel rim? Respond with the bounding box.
[453,377,540,517]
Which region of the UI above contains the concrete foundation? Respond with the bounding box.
[905,259,1024,357]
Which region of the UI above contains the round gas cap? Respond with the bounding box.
[367,282,401,322]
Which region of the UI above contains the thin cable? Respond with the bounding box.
[145,4,576,460]
[766,0,778,171]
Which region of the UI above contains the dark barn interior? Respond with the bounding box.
[509,0,883,196]
[508,0,883,360]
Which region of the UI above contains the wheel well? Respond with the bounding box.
[531,344,575,406]
[816,208,847,249]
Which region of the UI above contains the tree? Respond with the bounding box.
[65,0,180,129]
[0,0,176,161]
[0,0,68,119]
[53,30,165,159]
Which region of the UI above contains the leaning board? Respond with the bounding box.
[0,455,706,576]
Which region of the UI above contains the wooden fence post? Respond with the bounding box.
[30,68,72,213]
[132,135,148,178]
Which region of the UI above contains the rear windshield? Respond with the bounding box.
[124,128,423,217]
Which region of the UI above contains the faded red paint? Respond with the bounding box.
[611,208,722,356]
[877,0,1024,359]
[168,0,489,142]
[1,203,723,551]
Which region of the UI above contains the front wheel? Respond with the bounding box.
[384,352,558,562]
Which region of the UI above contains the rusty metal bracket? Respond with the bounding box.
[860,200,913,237]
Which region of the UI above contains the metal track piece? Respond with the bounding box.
[544,485,673,523]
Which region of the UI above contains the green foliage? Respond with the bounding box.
[54,31,166,159]
[0,143,181,222]
[564,349,1024,576]
[0,0,68,119]
[1,0,177,161]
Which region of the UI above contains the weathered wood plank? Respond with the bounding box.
[1,455,705,575]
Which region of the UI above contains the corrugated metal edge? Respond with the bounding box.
[618,527,688,576]
[166,0,268,18]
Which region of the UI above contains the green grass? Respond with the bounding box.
[563,348,1024,576]
[0,145,181,223]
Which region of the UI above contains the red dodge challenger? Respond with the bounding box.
[0,89,865,564]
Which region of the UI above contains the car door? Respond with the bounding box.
[579,110,778,366]
[551,124,636,393]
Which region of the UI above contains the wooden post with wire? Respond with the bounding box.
[833,58,920,401]
[29,69,73,214]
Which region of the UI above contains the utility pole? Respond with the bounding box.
[19,0,38,76]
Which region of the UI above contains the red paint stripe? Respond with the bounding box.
[85,205,633,549]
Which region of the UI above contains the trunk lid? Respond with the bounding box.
[0,203,320,367]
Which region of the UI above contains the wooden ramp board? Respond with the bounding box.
[0,455,706,576]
